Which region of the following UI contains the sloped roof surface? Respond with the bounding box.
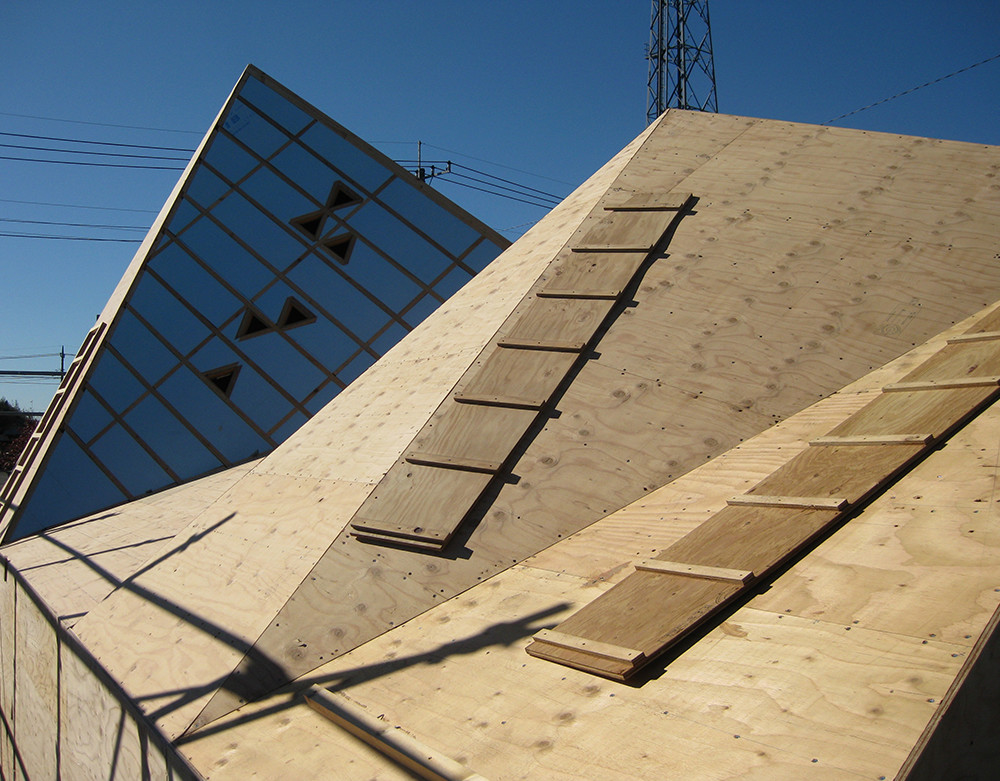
[4,109,1000,778]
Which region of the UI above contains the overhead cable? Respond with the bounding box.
[826,52,1000,124]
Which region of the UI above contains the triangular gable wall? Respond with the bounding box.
[0,65,508,542]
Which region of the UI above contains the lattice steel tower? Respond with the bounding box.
[646,0,718,125]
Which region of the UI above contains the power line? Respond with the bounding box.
[826,52,1000,124]
[0,130,194,153]
[0,217,147,231]
[0,141,190,162]
[0,231,141,243]
[0,154,185,171]
[422,142,576,187]
[0,197,158,214]
[452,163,563,201]
[0,110,202,135]
[435,177,555,209]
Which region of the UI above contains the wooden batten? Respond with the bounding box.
[633,559,754,584]
[304,686,488,781]
[728,495,849,511]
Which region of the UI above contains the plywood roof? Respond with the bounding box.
[4,108,1000,779]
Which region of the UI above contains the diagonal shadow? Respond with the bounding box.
[176,603,568,744]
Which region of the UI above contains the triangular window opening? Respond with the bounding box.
[236,308,274,340]
[326,182,362,211]
[278,297,316,330]
[321,233,356,265]
[291,210,327,241]
[203,364,241,398]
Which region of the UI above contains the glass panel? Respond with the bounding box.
[110,308,178,387]
[228,362,295,432]
[460,237,506,273]
[186,164,232,209]
[433,264,474,301]
[340,241,422,310]
[236,332,327,402]
[346,201,451,284]
[223,99,288,160]
[87,351,147,414]
[158,370,271,462]
[164,198,201,236]
[126,273,211,356]
[269,142,338,206]
[239,75,312,136]
[124,394,222,481]
[90,425,172,496]
[300,124,392,193]
[287,313,359,372]
[240,165,315,224]
[11,435,127,538]
[370,322,409,357]
[337,351,375,386]
[378,177,479,257]
[211,191,306,273]
[305,380,342,415]
[67,390,113,444]
[401,293,441,329]
[269,410,308,443]
[147,243,243,328]
[286,254,390,338]
[203,133,259,185]
[179,212,275,300]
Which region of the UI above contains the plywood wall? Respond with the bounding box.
[0,561,201,780]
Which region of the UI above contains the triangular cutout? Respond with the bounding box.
[203,363,241,398]
[326,182,362,210]
[236,308,274,340]
[278,297,316,329]
[321,233,356,264]
[290,209,327,241]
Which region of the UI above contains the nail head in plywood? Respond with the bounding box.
[728,495,849,511]
[809,434,934,446]
[883,377,1000,392]
[947,331,1000,344]
[531,628,645,664]
[634,559,754,584]
[304,686,490,781]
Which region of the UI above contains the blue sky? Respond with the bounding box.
[2,1,999,411]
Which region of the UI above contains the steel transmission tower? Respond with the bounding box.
[646,0,718,125]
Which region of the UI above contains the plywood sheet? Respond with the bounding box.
[500,296,615,349]
[59,649,145,781]
[537,251,648,298]
[826,386,999,439]
[409,403,537,468]
[1,460,257,627]
[575,208,678,249]
[456,346,578,408]
[69,474,373,740]
[898,339,1000,382]
[0,569,15,781]
[351,464,492,544]
[14,585,59,781]
[747,443,926,504]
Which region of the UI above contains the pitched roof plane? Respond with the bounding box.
[0,64,509,544]
[3,108,1000,780]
